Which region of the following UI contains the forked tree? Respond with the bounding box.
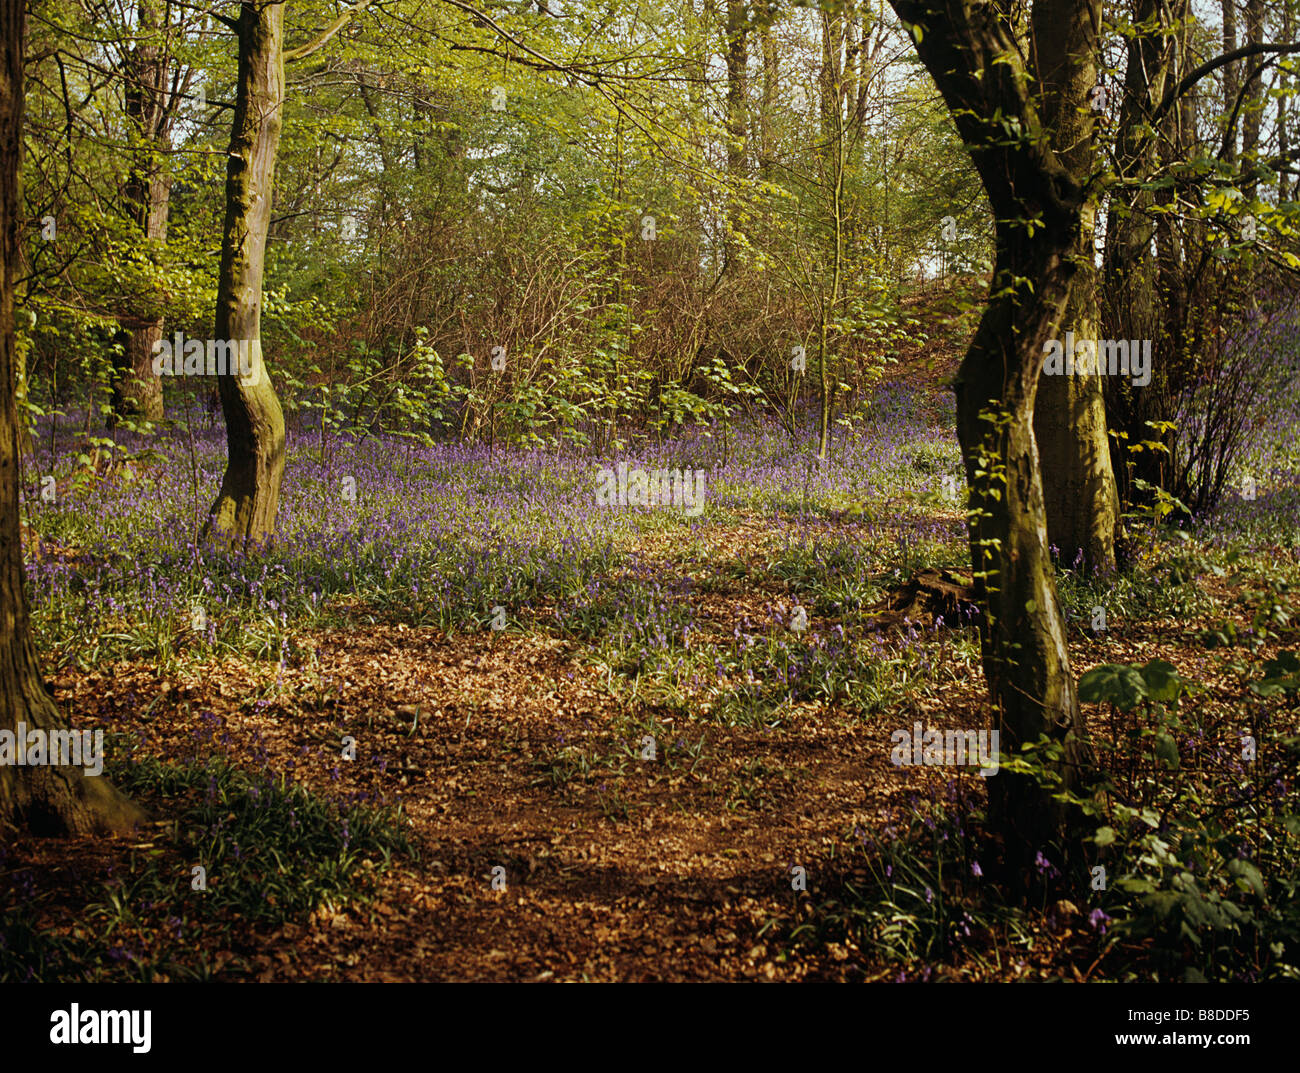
[0,0,144,835]
[884,0,1102,870]
[886,0,1299,875]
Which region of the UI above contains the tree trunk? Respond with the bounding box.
[721,0,750,277]
[888,0,1096,874]
[110,321,165,425]
[1100,0,1183,510]
[758,20,776,180]
[816,10,848,461]
[203,1,287,552]
[1222,0,1239,164]
[723,0,749,178]
[1034,246,1119,573]
[111,0,174,426]
[1240,0,1264,198]
[1029,0,1119,574]
[957,240,1093,866]
[1281,4,1293,203]
[0,0,144,835]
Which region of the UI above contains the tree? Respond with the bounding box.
[110,0,187,427]
[1099,2,1299,517]
[0,0,143,835]
[885,0,1100,871]
[1098,0,1183,513]
[1029,5,1120,574]
[202,1,289,551]
[815,5,849,461]
[203,0,376,551]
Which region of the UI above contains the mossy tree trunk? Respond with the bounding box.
[1029,4,1120,575]
[888,0,1097,873]
[110,321,165,426]
[203,1,287,552]
[0,0,144,835]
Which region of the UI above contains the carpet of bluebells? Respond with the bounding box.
[23,370,1300,674]
[24,382,970,670]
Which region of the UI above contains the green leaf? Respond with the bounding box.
[1227,859,1266,899]
[1139,659,1183,703]
[1078,664,1148,712]
[1249,651,1300,695]
[1262,650,1300,677]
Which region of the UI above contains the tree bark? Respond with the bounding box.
[1029,0,1120,574]
[1222,0,1239,164]
[110,320,165,425]
[1240,0,1264,198]
[111,0,174,426]
[1100,0,1184,510]
[758,19,777,180]
[720,0,750,279]
[723,0,749,178]
[888,0,1096,873]
[816,9,847,462]
[1281,4,1293,203]
[0,0,144,835]
[203,1,287,552]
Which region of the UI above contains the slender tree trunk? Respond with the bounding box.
[203,1,287,552]
[112,0,173,426]
[1222,0,1239,164]
[721,0,750,275]
[1281,5,1293,203]
[1101,0,1183,509]
[816,165,843,462]
[1241,0,1264,198]
[0,0,144,835]
[1030,0,1119,573]
[816,10,848,461]
[758,21,777,180]
[723,0,749,177]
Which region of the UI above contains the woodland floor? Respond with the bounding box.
[9,508,1295,982]
[6,307,1298,982]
